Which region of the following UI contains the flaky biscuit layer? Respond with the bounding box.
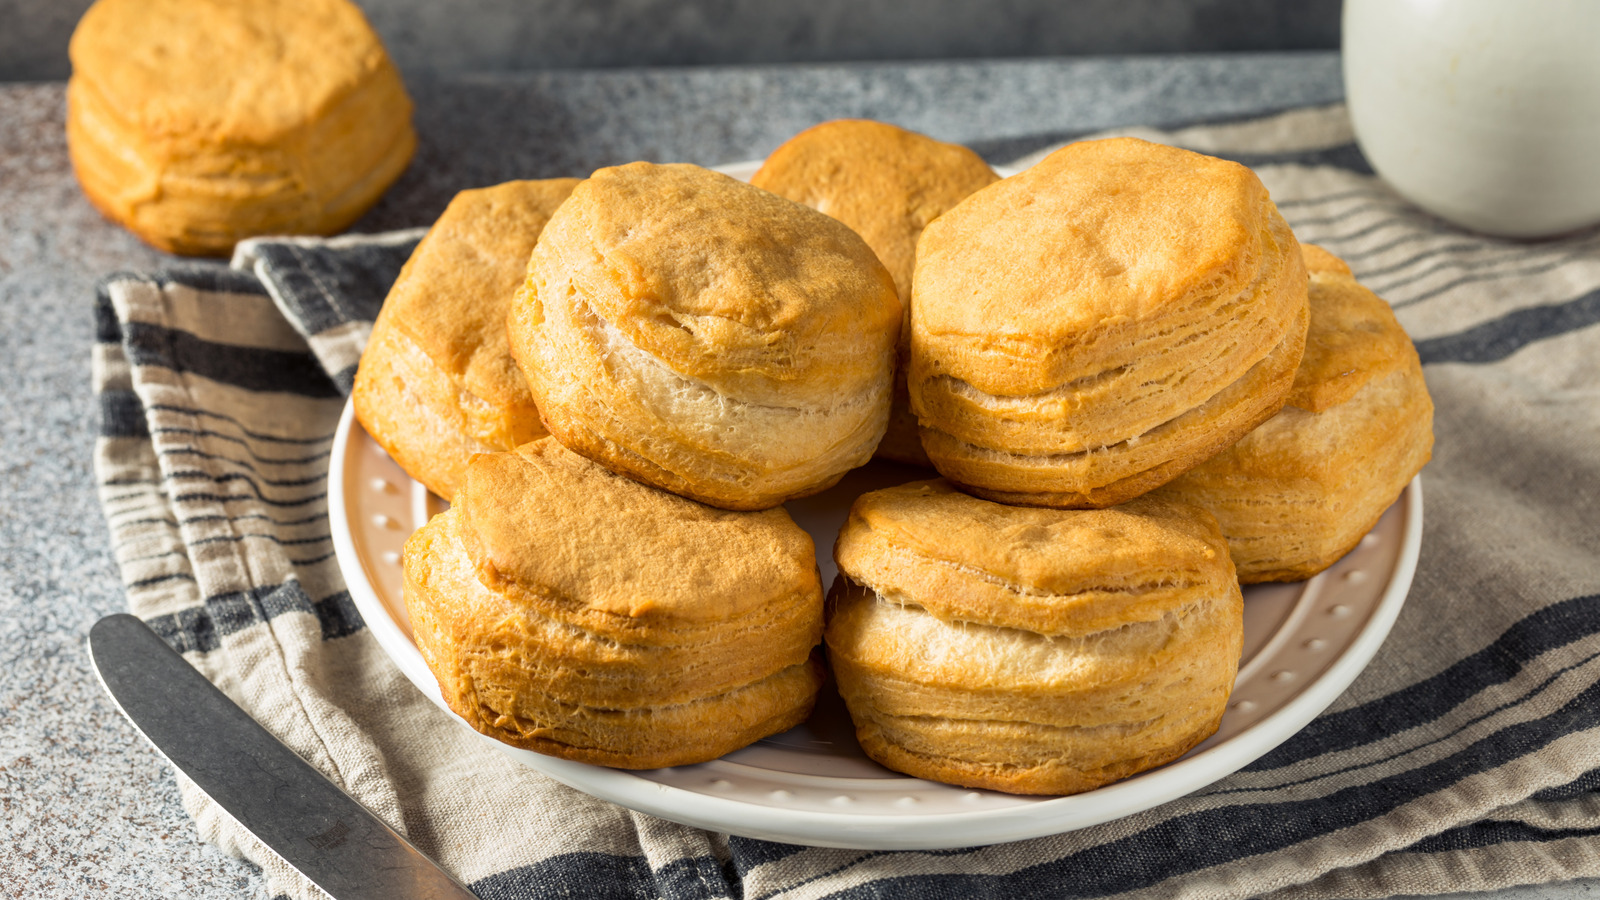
[826,484,1242,795]
[921,300,1308,508]
[910,138,1308,506]
[404,439,826,768]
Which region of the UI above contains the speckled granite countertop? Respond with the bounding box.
[3,52,1595,899]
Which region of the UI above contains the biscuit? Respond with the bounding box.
[1154,246,1434,582]
[826,481,1242,795]
[752,120,999,466]
[910,138,1309,508]
[353,179,581,501]
[67,0,415,256]
[508,162,902,510]
[403,438,826,769]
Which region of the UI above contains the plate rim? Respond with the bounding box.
[329,400,1423,849]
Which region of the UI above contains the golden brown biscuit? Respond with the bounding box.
[509,162,902,510]
[404,438,826,769]
[826,481,1242,795]
[910,137,1309,508]
[1154,246,1434,582]
[752,120,1000,466]
[67,0,415,256]
[353,179,581,501]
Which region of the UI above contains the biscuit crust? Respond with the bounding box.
[922,300,1309,508]
[404,438,826,768]
[1155,246,1434,582]
[510,162,902,510]
[753,120,1000,466]
[67,0,414,255]
[910,138,1308,507]
[827,482,1243,795]
[353,179,580,500]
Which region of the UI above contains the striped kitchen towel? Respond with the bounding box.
[93,103,1600,900]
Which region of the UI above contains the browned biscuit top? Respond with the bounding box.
[457,438,819,623]
[383,179,581,410]
[835,480,1235,635]
[528,162,900,393]
[751,119,999,303]
[1291,245,1417,413]
[914,138,1275,369]
[70,0,394,142]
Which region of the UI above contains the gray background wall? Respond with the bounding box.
[2,0,1340,82]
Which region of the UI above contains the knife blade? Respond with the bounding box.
[88,613,479,900]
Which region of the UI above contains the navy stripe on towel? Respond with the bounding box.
[123,321,341,399]
[1531,767,1600,802]
[151,267,272,298]
[1407,819,1600,855]
[100,390,150,439]
[95,283,123,344]
[248,240,419,335]
[471,853,665,900]
[315,590,365,641]
[1415,285,1600,365]
[129,572,197,590]
[144,582,365,654]
[159,436,333,466]
[730,837,813,871]
[1225,142,1374,176]
[168,489,327,509]
[330,363,359,397]
[163,469,327,490]
[143,403,335,445]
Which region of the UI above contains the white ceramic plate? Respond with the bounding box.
[330,399,1421,850]
[330,157,1422,849]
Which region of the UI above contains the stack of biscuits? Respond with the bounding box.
[371,160,901,768]
[404,439,826,768]
[356,121,1433,793]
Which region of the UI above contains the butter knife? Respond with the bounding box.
[89,613,478,900]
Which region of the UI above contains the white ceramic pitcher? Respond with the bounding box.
[1343,0,1600,238]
